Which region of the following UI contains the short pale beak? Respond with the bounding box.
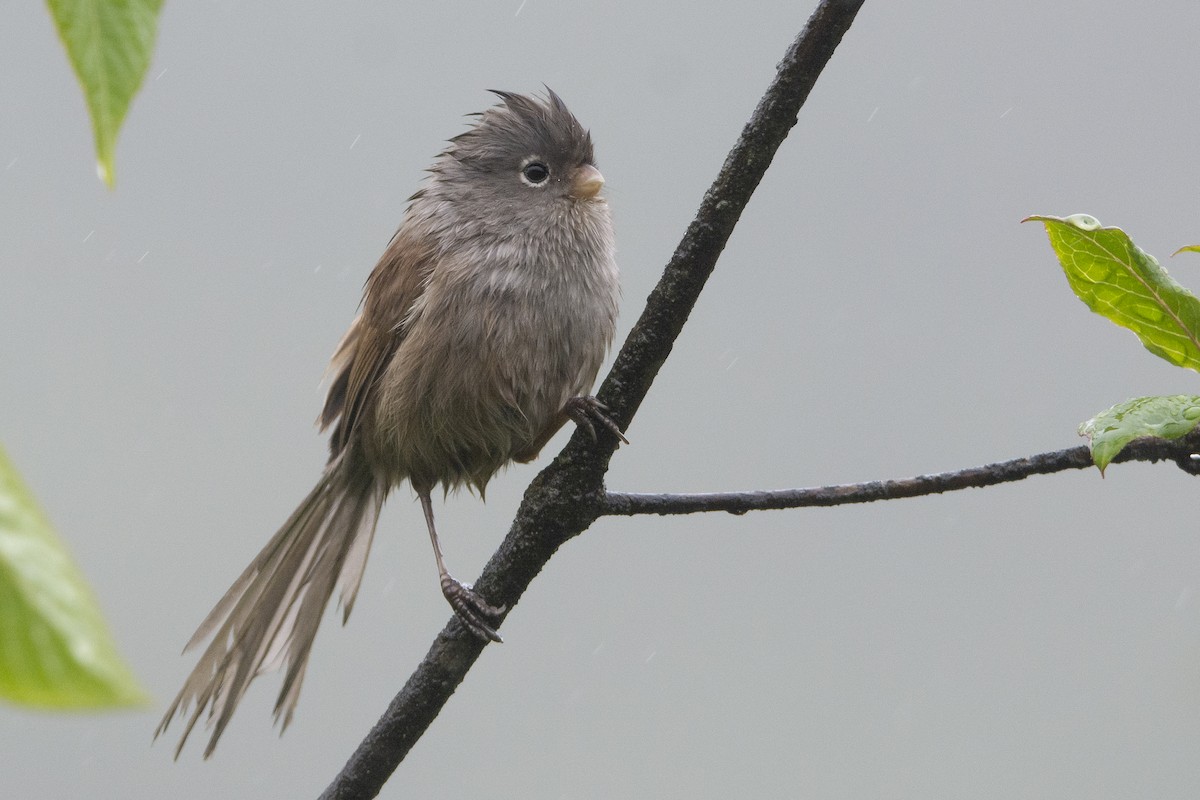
[569,164,605,199]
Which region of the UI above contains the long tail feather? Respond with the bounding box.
[156,453,384,758]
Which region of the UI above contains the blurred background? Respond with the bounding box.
[4,1,1200,797]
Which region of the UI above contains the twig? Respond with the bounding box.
[601,436,1200,517]
[318,2,867,798]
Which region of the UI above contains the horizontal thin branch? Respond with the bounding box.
[602,436,1200,517]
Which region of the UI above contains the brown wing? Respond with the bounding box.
[320,225,436,460]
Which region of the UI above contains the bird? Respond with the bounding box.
[156,89,624,757]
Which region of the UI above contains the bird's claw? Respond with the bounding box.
[441,576,505,643]
[565,395,629,445]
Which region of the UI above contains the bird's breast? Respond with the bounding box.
[368,244,618,491]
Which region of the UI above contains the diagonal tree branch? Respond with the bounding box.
[319,2,866,797]
[601,434,1200,517]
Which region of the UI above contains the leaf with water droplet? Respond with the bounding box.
[0,444,147,708]
[46,0,164,188]
[1024,215,1200,372]
[1079,395,1200,473]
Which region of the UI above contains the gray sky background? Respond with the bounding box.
[4,1,1200,797]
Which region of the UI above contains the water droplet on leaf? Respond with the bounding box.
[1064,213,1102,230]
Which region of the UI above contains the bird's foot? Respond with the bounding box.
[441,575,505,643]
[564,395,629,445]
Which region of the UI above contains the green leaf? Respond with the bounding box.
[1078,395,1200,473]
[1173,245,1200,257]
[1025,214,1200,372]
[46,0,165,188]
[0,444,147,708]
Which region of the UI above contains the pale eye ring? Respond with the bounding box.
[520,159,550,186]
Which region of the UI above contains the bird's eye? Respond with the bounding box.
[521,161,550,186]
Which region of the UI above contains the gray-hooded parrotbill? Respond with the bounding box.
[157,90,624,757]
